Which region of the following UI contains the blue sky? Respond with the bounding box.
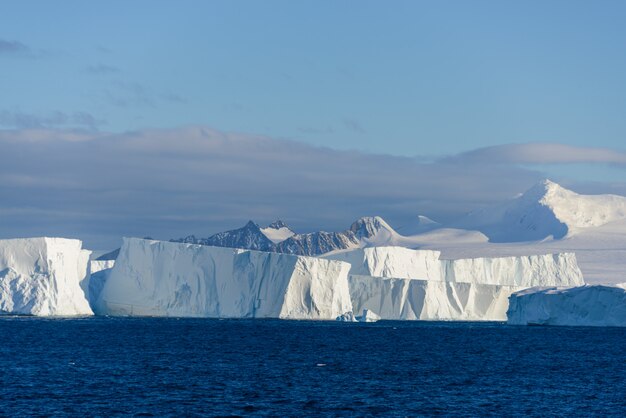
[1,1,626,248]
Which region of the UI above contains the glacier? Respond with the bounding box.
[96,238,353,319]
[0,237,93,316]
[507,284,626,327]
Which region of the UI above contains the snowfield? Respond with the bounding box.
[0,238,93,316]
[507,284,626,327]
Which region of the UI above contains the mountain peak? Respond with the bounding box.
[260,220,295,244]
[522,179,567,200]
[267,220,289,230]
[457,179,626,242]
[349,216,394,239]
[244,220,260,229]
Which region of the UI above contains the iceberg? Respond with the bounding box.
[326,247,583,321]
[326,247,583,287]
[96,238,353,319]
[356,308,381,322]
[325,247,444,281]
[507,285,626,327]
[349,275,523,321]
[441,253,583,287]
[89,259,115,310]
[0,237,93,316]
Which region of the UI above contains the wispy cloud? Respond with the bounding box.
[0,126,553,248]
[446,143,626,166]
[0,110,104,130]
[298,126,335,135]
[342,118,366,134]
[85,63,120,75]
[0,39,29,55]
[104,81,187,108]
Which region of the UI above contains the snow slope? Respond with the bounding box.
[260,220,295,244]
[349,275,523,321]
[96,238,352,319]
[0,238,93,316]
[507,284,626,327]
[456,179,626,242]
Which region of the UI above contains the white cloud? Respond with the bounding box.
[449,143,626,166]
[0,127,622,249]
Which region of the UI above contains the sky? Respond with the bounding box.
[1,1,626,249]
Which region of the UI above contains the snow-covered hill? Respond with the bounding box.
[455,179,626,242]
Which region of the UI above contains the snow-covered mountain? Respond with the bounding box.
[455,179,626,242]
[276,230,360,256]
[171,220,278,252]
[260,220,295,244]
[163,180,626,283]
[170,217,398,256]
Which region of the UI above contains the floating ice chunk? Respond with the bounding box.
[356,309,381,322]
[336,311,357,322]
[349,275,525,321]
[97,238,353,319]
[0,237,92,316]
[507,284,626,327]
[327,246,583,287]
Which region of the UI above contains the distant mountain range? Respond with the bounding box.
[169,217,387,256]
[98,180,626,261]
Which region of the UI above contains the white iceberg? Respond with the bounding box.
[441,253,583,287]
[96,238,353,319]
[356,309,381,322]
[89,259,115,309]
[336,311,357,322]
[507,284,626,327]
[325,246,583,321]
[325,247,444,281]
[349,275,522,321]
[0,237,93,316]
[326,247,583,287]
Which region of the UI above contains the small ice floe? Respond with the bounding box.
[336,311,357,322]
[356,309,381,323]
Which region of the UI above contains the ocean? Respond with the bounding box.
[1,317,625,416]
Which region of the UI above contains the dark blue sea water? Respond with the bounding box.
[0,318,625,416]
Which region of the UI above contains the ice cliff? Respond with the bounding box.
[507,284,626,327]
[326,247,583,287]
[89,259,115,310]
[326,247,583,321]
[0,238,92,316]
[96,238,352,319]
[349,275,521,321]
